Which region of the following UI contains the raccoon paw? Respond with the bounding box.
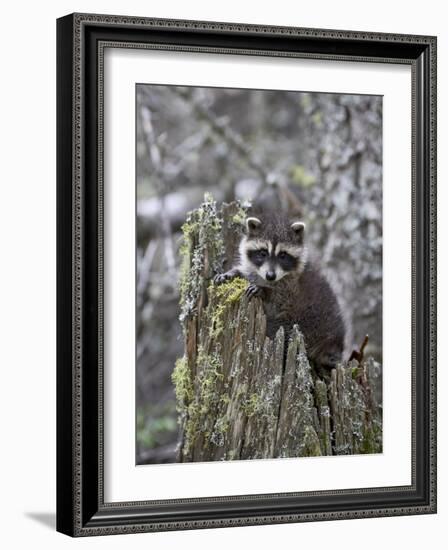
[245,283,262,299]
[213,272,232,285]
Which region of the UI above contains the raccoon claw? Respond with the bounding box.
[214,273,231,285]
[245,284,262,299]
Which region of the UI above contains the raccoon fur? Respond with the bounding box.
[214,212,345,369]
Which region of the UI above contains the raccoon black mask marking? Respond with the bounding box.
[214,213,345,370]
[238,215,307,284]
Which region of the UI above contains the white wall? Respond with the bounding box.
[0,1,445,548]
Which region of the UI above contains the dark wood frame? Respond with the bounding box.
[57,13,437,537]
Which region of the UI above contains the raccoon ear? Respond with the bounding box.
[291,221,305,244]
[245,217,262,234]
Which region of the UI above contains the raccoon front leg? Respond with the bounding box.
[213,267,242,285]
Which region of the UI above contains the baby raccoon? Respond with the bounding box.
[214,213,345,369]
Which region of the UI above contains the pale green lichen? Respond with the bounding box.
[210,415,230,447]
[351,365,361,379]
[230,201,249,227]
[178,193,224,323]
[360,417,383,454]
[172,356,200,456]
[177,348,227,454]
[171,356,193,409]
[220,393,230,405]
[212,276,247,304]
[243,393,262,417]
[196,349,224,410]
[183,404,200,456]
[302,425,323,457]
[208,277,248,338]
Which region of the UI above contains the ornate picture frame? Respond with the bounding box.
[57,13,436,536]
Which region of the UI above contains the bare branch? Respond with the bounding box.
[138,103,176,275]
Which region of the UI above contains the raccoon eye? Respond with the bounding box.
[257,249,268,258]
[278,251,289,260]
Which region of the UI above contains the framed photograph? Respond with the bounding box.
[56,13,437,536]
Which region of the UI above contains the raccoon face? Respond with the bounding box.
[239,217,307,283]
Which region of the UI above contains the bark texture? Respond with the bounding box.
[174,197,382,461]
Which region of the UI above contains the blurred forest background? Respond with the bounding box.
[135,84,382,465]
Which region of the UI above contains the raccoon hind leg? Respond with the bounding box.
[314,347,343,374]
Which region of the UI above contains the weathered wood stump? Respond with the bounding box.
[173,196,382,461]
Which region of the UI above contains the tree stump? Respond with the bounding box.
[173,196,382,461]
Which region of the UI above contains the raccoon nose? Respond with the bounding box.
[266,271,276,281]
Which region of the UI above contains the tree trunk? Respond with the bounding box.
[173,196,382,461]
